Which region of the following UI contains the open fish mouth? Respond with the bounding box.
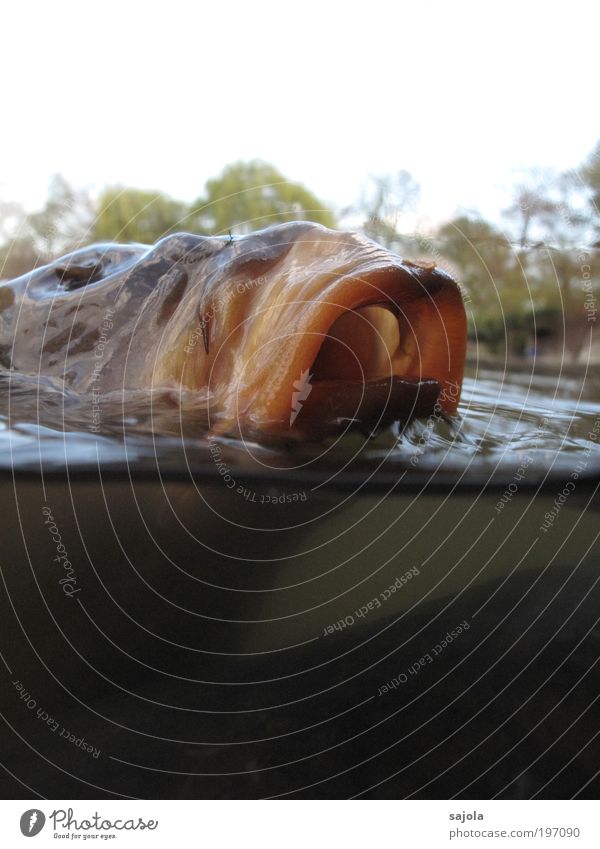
[197,241,468,438]
[283,300,456,437]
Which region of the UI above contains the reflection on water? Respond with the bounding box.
[1,362,598,487]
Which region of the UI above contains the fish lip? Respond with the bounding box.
[297,375,442,437]
[239,375,442,442]
[301,262,466,416]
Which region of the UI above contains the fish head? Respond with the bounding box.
[1,223,467,438]
[156,223,467,437]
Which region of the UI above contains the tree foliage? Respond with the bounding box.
[92,187,187,244]
[188,161,335,235]
[0,236,41,279]
[356,170,420,249]
[27,173,93,256]
[580,140,600,236]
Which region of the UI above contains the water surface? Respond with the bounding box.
[1,361,598,490]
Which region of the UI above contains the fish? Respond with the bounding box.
[0,222,467,439]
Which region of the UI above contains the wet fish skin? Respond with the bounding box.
[0,223,467,438]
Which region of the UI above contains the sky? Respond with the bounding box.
[1,0,598,229]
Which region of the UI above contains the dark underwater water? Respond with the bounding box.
[1,361,599,799]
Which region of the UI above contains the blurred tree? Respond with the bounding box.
[503,172,559,247]
[1,176,92,277]
[579,140,600,237]
[437,216,516,307]
[355,170,420,249]
[436,215,534,354]
[27,173,93,257]
[0,236,41,280]
[505,164,597,360]
[0,199,26,245]
[92,187,187,244]
[188,161,335,235]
